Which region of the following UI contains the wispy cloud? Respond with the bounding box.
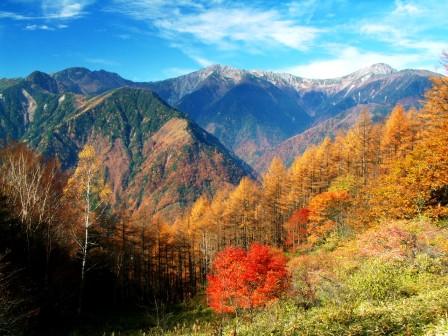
[163,67,197,78]
[359,0,447,58]
[0,0,94,21]
[0,11,31,20]
[23,23,69,31]
[25,24,53,30]
[175,46,214,67]
[41,0,91,19]
[154,8,319,51]
[281,46,422,78]
[392,0,421,15]
[109,0,322,66]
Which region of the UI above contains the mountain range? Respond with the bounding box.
[0,71,253,218]
[147,63,436,168]
[0,63,438,214]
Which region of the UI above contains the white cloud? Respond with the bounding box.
[0,11,30,20]
[25,24,53,30]
[188,54,213,67]
[163,67,197,78]
[360,23,446,59]
[358,0,447,64]
[23,23,70,31]
[1,0,93,21]
[168,43,215,67]
[281,47,422,78]
[111,0,322,57]
[393,0,421,15]
[41,0,92,19]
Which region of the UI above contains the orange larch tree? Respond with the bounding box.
[381,104,412,167]
[307,190,351,244]
[284,208,309,250]
[261,158,287,247]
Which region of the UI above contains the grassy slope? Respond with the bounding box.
[72,218,448,336]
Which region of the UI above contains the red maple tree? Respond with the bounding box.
[206,244,290,313]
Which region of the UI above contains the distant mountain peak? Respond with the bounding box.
[368,63,396,74]
[26,70,59,93]
[345,63,396,80]
[200,63,397,81]
[52,67,134,95]
[200,64,246,80]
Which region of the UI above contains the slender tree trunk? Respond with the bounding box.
[78,171,91,316]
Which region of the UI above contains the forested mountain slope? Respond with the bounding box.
[0,73,253,218]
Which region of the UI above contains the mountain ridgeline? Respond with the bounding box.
[0,72,253,217]
[0,63,437,209]
[148,64,436,168]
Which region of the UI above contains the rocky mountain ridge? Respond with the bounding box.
[1,63,438,171]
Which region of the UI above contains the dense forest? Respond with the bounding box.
[0,65,447,335]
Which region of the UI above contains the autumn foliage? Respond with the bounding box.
[307,190,351,243]
[207,244,289,313]
[284,208,309,250]
[0,59,448,335]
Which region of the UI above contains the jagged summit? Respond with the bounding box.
[194,63,397,82]
[182,63,400,92]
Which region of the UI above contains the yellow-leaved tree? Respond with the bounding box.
[370,69,448,219]
[344,109,380,185]
[307,190,351,245]
[261,157,287,247]
[381,104,412,166]
[65,144,110,315]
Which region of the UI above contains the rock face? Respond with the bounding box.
[0,75,253,218]
[148,64,436,167]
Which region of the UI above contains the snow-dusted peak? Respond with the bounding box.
[345,63,396,80]
[323,63,397,92]
[158,62,420,105]
[369,63,396,74]
[200,64,246,81]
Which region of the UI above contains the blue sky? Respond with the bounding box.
[0,0,447,81]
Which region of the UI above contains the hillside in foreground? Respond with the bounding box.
[86,218,448,336]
